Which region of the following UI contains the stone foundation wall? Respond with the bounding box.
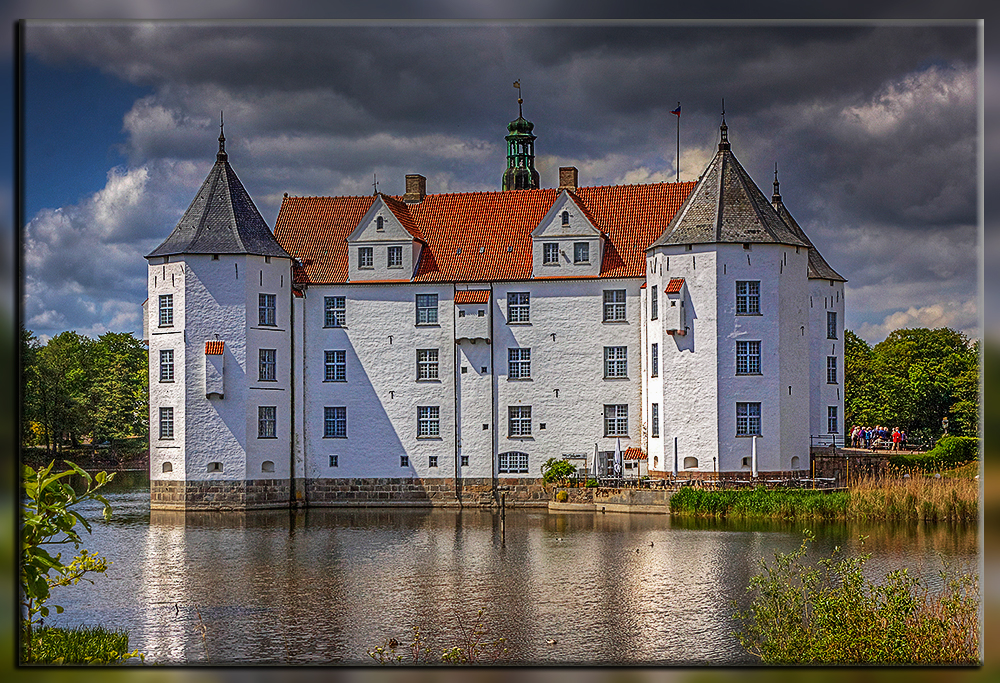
[150,479,291,510]
[648,469,807,481]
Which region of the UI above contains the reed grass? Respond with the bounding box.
[26,624,138,664]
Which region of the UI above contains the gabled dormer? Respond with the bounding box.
[346,194,423,281]
[531,190,603,278]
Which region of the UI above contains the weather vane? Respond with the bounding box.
[513,79,523,117]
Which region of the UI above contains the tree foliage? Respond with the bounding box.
[22,328,148,450]
[540,457,577,484]
[845,327,979,443]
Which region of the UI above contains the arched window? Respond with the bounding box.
[790,456,800,470]
[262,460,275,473]
[207,462,223,473]
[498,451,529,474]
[561,211,569,226]
[162,461,173,473]
[683,456,698,470]
[376,216,384,231]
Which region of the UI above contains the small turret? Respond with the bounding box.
[502,80,540,191]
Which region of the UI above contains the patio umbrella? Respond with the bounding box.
[672,437,678,477]
[614,438,623,478]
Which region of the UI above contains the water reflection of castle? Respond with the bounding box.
[145,104,844,510]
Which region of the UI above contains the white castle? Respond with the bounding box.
[145,109,845,510]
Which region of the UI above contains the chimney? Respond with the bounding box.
[403,174,427,203]
[558,166,578,191]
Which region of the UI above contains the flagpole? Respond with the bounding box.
[676,102,680,183]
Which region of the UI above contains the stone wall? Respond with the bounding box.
[150,479,291,510]
[304,476,549,507]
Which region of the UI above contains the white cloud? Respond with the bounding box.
[855,300,978,344]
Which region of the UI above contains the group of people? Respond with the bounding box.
[850,425,907,451]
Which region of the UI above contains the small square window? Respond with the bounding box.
[477,310,485,317]
[400,455,409,467]
[461,455,469,466]
[329,455,339,467]
[461,366,468,374]
[481,366,487,373]
[458,310,466,317]
[539,423,546,430]
[429,456,438,468]
[483,423,489,431]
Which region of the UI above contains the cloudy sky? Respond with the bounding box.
[17,18,984,344]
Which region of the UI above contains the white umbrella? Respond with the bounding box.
[672,437,678,477]
[592,443,599,478]
[751,435,758,478]
[614,438,623,478]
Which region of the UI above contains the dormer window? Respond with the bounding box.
[387,246,403,268]
[574,242,589,264]
[358,247,373,269]
[561,211,570,226]
[376,216,384,231]
[543,242,559,265]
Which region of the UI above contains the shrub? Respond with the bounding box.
[540,457,577,485]
[889,436,978,472]
[554,490,569,502]
[734,532,979,664]
[585,478,598,488]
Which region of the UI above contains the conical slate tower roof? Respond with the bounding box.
[146,125,290,260]
[770,171,846,282]
[649,117,807,250]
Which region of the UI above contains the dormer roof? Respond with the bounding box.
[146,134,290,260]
[649,126,808,250]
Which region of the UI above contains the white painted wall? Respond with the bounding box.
[809,278,845,446]
[148,258,187,481]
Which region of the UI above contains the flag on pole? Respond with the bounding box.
[671,104,681,116]
[513,80,520,88]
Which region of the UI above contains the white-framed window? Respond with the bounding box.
[358,246,373,269]
[418,406,440,437]
[561,210,570,226]
[259,293,276,326]
[159,407,174,439]
[604,346,627,378]
[324,296,345,328]
[325,350,346,382]
[736,402,761,436]
[828,406,839,434]
[736,281,760,315]
[158,294,173,327]
[324,406,347,438]
[258,406,276,438]
[507,292,530,323]
[574,242,589,264]
[651,403,660,438]
[543,242,559,264]
[159,349,174,382]
[827,356,838,384]
[259,348,276,381]
[651,285,658,320]
[650,343,658,377]
[498,451,529,474]
[508,406,532,436]
[603,289,626,321]
[416,294,438,324]
[508,348,531,379]
[417,349,439,380]
[376,216,384,231]
[736,341,762,375]
[387,245,403,268]
[604,404,628,436]
[827,311,838,339]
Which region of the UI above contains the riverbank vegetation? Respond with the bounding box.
[734,532,979,664]
[670,471,977,524]
[26,625,141,664]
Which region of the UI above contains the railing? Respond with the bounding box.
[810,434,845,449]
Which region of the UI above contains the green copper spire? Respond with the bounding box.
[502,80,540,191]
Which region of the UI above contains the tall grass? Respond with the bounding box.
[670,486,849,520]
[25,624,141,664]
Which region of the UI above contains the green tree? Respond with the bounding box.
[844,331,879,429]
[33,332,95,451]
[89,332,149,441]
[540,457,577,484]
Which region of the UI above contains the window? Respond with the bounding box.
[498,451,529,473]
[329,455,339,467]
[683,457,698,469]
[418,406,440,437]
[400,455,409,467]
[417,349,439,380]
[158,294,173,327]
[207,462,223,473]
[508,406,532,436]
[388,246,403,268]
[736,341,762,375]
[604,404,628,436]
[259,293,276,326]
[651,285,658,319]
[358,246,373,269]
[461,454,469,466]
[604,346,628,378]
[159,349,174,382]
[650,343,658,377]
[324,296,345,328]
[603,289,626,321]
[262,460,275,472]
[561,210,570,226]
[325,350,346,382]
[162,462,173,473]
[574,242,590,264]
[651,403,659,438]
[543,242,559,264]
[828,406,839,434]
[507,292,530,323]
[736,402,761,436]
[159,407,174,439]
[827,311,838,339]
[736,281,760,315]
[259,349,276,381]
[258,406,276,438]
[376,216,384,231]
[429,456,438,468]
[324,406,347,438]
[827,356,838,384]
[508,348,531,379]
[416,294,438,324]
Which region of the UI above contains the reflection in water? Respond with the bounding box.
[49,481,979,665]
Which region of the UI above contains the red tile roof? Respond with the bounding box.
[665,277,685,294]
[455,290,491,304]
[275,181,696,285]
[205,340,225,355]
[623,446,646,461]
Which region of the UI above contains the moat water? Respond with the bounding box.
[44,472,978,665]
